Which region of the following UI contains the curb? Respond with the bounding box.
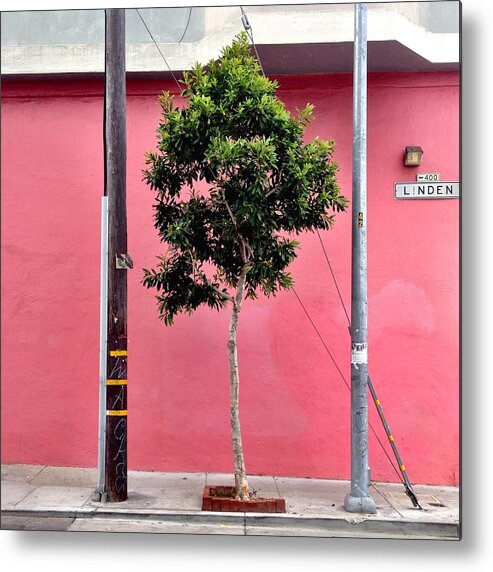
[1,507,460,539]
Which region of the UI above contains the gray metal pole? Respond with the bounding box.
[344,3,376,514]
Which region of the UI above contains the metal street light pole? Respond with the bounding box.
[344,2,376,514]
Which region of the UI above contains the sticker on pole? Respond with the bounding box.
[351,342,367,369]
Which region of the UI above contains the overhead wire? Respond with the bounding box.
[292,288,350,392]
[240,6,266,77]
[136,4,419,504]
[314,231,421,507]
[238,5,401,481]
[135,8,183,94]
[292,286,405,484]
[177,7,193,44]
[239,8,420,503]
[137,6,261,92]
[315,229,351,326]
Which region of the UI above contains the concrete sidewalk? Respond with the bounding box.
[1,464,460,539]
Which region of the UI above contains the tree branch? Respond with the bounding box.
[240,237,254,262]
[221,189,238,228]
[221,189,253,264]
[211,284,235,303]
[234,264,249,307]
[187,248,234,303]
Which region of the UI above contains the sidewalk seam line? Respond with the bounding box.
[11,484,44,508]
[31,465,49,483]
[273,476,282,499]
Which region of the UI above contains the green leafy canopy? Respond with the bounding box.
[143,32,348,325]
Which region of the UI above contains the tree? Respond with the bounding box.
[142,33,348,500]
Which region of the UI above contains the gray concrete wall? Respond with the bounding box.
[1,7,205,46]
[1,3,459,47]
[0,3,459,75]
[420,1,460,33]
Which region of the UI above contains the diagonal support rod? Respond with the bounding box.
[367,377,422,508]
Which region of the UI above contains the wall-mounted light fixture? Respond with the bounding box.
[404,146,423,167]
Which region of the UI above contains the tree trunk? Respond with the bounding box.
[228,266,250,500]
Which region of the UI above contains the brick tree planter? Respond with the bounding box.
[202,486,286,513]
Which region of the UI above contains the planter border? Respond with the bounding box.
[202,485,286,513]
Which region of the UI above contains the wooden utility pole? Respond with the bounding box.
[104,8,129,502]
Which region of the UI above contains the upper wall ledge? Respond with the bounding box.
[1,4,460,76]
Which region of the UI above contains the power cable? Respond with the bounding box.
[136,4,420,506]
[135,8,183,94]
[292,288,350,392]
[240,6,266,77]
[241,5,420,508]
[238,9,408,490]
[313,230,422,508]
[177,7,193,44]
[292,287,405,485]
[316,229,351,326]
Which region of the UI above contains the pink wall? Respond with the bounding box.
[1,72,459,485]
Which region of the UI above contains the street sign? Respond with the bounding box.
[394,182,460,199]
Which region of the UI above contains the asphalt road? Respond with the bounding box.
[1,515,76,532]
[1,515,245,534]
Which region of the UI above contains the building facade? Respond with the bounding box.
[1,2,460,485]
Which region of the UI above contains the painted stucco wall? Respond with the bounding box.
[1,71,459,485]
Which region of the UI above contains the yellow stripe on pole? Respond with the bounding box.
[388,435,394,442]
[110,350,127,357]
[400,464,406,472]
[106,410,128,416]
[106,379,128,385]
[375,399,380,406]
